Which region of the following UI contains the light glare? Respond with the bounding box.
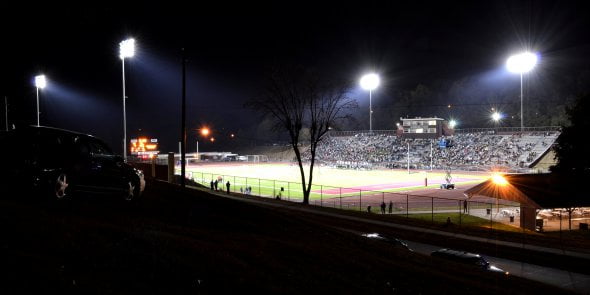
[200,127,210,136]
[491,174,508,186]
[360,73,380,91]
[506,52,538,74]
[449,120,457,129]
[119,38,135,59]
[35,75,46,89]
[491,112,502,122]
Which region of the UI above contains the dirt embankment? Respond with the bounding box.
[0,181,574,294]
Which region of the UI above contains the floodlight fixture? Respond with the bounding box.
[35,75,46,89]
[360,73,380,91]
[449,120,457,129]
[506,51,538,131]
[491,174,508,186]
[119,38,135,59]
[492,112,502,122]
[506,52,537,74]
[359,73,380,132]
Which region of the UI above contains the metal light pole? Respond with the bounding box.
[506,52,538,131]
[34,75,46,127]
[119,38,135,162]
[407,142,410,174]
[430,141,433,171]
[4,96,8,131]
[360,73,380,133]
[369,89,372,132]
[180,47,187,187]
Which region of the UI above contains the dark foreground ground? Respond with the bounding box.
[0,181,574,294]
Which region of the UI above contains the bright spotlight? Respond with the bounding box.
[449,120,457,129]
[200,127,210,136]
[360,73,380,91]
[491,112,502,122]
[491,174,508,186]
[119,38,135,59]
[506,52,538,74]
[35,75,46,89]
[210,137,215,142]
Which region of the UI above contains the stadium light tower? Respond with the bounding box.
[119,38,135,162]
[360,73,380,133]
[506,52,538,131]
[196,127,211,161]
[492,112,502,122]
[34,74,47,127]
[449,120,457,129]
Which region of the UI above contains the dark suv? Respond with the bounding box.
[0,126,145,200]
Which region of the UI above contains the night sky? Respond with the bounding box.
[2,1,589,154]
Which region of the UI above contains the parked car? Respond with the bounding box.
[361,233,412,251]
[431,248,508,275]
[0,126,145,200]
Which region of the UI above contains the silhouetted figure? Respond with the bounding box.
[214,180,218,191]
[210,180,214,190]
[226,181,230,194]
[388,200,393,214]
[446,217,452,226]
[380,201,386,214]
[367,206,372,213]
[463,200,468,213]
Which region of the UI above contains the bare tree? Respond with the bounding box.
[248,66,356,204]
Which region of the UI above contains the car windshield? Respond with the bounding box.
[88,138,114,155]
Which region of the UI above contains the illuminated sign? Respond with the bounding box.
[130,137,159,157]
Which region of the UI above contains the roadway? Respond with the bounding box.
[405,240,590,294]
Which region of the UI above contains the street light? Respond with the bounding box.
[196,127,211,161]
[506,51,538,131]
[119,38,135,162]
[34,74,46,126]
[360,73,380,133]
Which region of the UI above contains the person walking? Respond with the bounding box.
[210,180,214,190]
[388,200,393,214]
[380,201,386,214]
[214,179,218,191]
[463,200,468,213]
[226,181,231,194]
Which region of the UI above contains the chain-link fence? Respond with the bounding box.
[185,170,529,231]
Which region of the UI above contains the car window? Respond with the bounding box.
[37,132,68,168]
[71,136,90,157]
[88,138,113,155]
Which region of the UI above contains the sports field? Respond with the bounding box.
[181,162,490,209]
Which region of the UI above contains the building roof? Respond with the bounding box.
[464,173,590,209]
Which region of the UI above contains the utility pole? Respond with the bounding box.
[180,48,187,187]
[430,141,433,171]
[4,96,7,131]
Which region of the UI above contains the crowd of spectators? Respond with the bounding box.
[301,131,559,171]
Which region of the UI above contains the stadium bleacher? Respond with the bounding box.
[300,130,560,172]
